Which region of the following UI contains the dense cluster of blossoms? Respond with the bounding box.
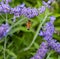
[39,16,60,53]
[30,16,58,59]
[43,0,55,8]
[0,0,46,38]
[31,42,48,59]
[0,0,47,19]
[31,16,60,59]
[0,23,10,39]
[30,0,60,59]
[42,16,60,53]
[0,0,60,59]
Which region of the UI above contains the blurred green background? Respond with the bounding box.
[0,0,60,59]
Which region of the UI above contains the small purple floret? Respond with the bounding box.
[30,42,48,59]
[0,23,10,39]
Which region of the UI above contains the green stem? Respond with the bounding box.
[4,13,8,59]
[4,36,7,59]
[20,13,49,52]
[0,13,5,20]
[3,18,25,59]
[46,50,55,59]
[6,13,8,23]
[7,17,26,35]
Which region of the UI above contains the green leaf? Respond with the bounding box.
[34,42,39,49]
[6,49,17,58]
[58,55,60,59]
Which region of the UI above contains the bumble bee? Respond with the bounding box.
[26,20,31,30]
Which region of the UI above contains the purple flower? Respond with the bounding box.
[21,7,38,18]
[39,16,60,53]
[18,3,25,8]
[38,6,46,14]
[31,8,38,18]
[47,0,55,4]
[21,7,27,16]
[39,30,44,36]
[12,7,21,17]
[10,4,25,17]
[1,3,11,13]
[42,1,51,8]
[0,23,10,39]
[39,21,55,41]
[39,16,56,41]
[24,7,33,18]
[50,16,56,23]
[39,17,55,41]
[6,0,12,4]
[0,5,3,12]
[48,39,60,53]
[30,42,48,59]
[29,8,38,18]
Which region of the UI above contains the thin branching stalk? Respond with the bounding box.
[7,17,26,35]
[4,36,7,59]
[4,13,8,59]
[0,13,5,20]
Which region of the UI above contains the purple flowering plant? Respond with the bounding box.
[0,0,60,59]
